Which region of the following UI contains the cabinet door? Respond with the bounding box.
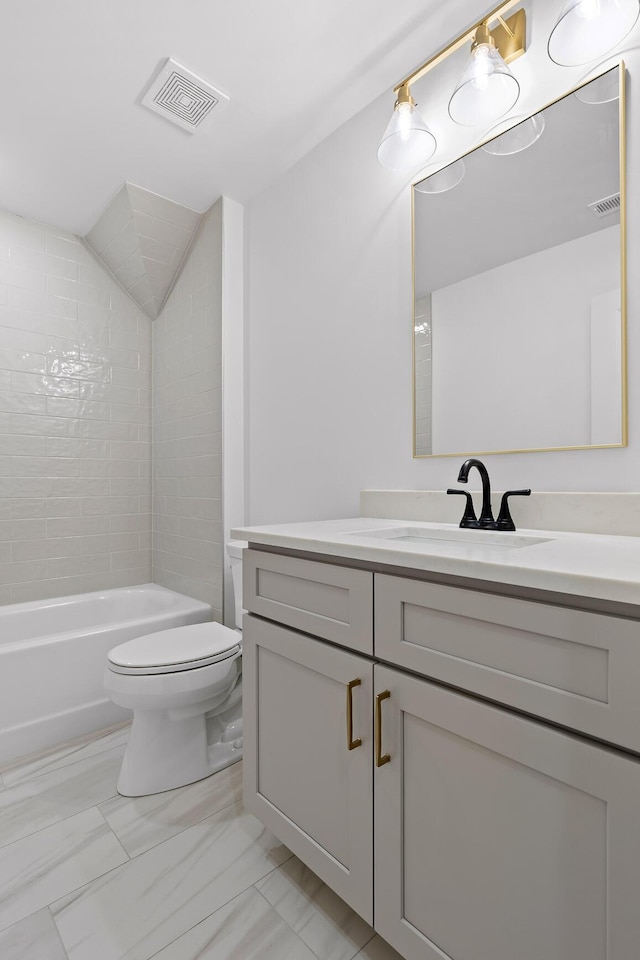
[374,664,640,960]
[243,614,373,922]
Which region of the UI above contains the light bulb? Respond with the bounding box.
[449,29,520,127]
[377,87,437,171]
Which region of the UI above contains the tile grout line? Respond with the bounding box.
[114,788,244,859]
[143,884,264,960]
[93,805,131,863]
[46,905,71,960]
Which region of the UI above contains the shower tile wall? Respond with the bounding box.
[0,211,151,604]
[152,200,223,616]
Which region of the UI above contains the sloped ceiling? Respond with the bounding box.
[85,183,201,319]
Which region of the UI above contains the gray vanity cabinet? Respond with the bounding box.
[242,548,640,960]
[373,663,640,960]
[242,614,374,923]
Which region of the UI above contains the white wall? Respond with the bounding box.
[0,211,151,603]
[152,200,224,616]
[247,50,640,521]
[222,197,246,626]
[430,226,620,454]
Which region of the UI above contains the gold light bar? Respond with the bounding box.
[394,0,526,93]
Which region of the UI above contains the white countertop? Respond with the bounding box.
[231,517,640,607]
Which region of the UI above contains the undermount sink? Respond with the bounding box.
[348,526,552,549]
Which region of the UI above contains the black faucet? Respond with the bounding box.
[447,458,531,531]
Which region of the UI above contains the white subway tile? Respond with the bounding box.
[111,513,149,533]
[0,305,45,333]
[45,234,83,261]
[8,414,78,438]
[110,549,148,570]
[12,538,83,562]
[12,456,80,477]
[46,516,110,538]
[11,372,79,398]
[46,437,110,459]
[48,554,111,579]
[45,294,79,320]
[0,559,49,584]
[0,435,46,457]
[0,348,46,374]
[110,403,147,424]
[81,495,139,516]
[0,477,48,497]
[0,519,47,541]
[11,498,80,519]
[47,477,109,497]
[110,478,147,497]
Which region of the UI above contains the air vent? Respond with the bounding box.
[588,193,621,218]
[141,58,229,133]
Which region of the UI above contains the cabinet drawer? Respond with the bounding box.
[375,573,640,752]
[244,550,373,654]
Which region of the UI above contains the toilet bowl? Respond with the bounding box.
[104,540,247,797]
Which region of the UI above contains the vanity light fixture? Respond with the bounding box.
[377,0,527,170]
[481,113,546,155]
[574,64,621,102]
[414,158,466,193]
[548,0,640,66]
[448,21,521,126]
[377,83,437,171]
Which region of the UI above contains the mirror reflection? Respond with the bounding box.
[413,66,625,458]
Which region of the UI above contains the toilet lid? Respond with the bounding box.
[107,622,241,675]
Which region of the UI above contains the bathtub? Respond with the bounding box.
[0,584,211,763]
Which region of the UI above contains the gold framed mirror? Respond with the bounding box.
[412,64,627,458]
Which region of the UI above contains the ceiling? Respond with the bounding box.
[0,0,480,235]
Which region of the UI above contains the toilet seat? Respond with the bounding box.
[107,622,240,676]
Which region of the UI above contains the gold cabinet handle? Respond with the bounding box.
[375,690,391,767]
[346,678,362,750]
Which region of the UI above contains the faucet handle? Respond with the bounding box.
[447,488,479,529]
[496,489,531,531]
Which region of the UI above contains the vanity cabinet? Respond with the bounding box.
[242,548,640,960]
[242,614,374,922]
[374,664,640,960]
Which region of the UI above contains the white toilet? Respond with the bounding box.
[104,540,247,797]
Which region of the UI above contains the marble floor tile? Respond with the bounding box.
[256,856,373,960]
[0,807,128,934]
[99,760,242,857]
[150,886,318,960]
[0,747,122,848]
[0,908,68,960]
[52,800,291,960]
[1,722,130,788]
[353,935,404,960]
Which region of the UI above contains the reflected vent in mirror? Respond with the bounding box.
[588,193,621,218]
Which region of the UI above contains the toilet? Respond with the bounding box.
[104,540,247,797]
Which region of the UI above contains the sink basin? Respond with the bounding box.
[347,526,551,549]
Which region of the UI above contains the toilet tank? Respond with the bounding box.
[226,540,247,629]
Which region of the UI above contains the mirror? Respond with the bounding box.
[413,65,626,458]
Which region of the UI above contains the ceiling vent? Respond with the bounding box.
[141,58,229,133]
[587,192,621,218]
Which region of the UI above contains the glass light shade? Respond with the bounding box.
[414,159,466,193]
[481,113,545,155]
[548,0,639,66]
[574,68,620,103]
[448,43,520,127]
[377,101,437,171]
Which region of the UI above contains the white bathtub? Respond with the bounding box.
[0,584,211,763]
